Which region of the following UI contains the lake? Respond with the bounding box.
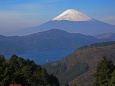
[4,49,75,65]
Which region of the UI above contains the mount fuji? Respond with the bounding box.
[5,9,115,36]
[52,9,92,21]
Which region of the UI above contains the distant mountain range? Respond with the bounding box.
[3,9,115,36]
[43,41,115,86]
[0,29,115,54]
[0,29,98,54]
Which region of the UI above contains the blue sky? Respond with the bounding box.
[0,0,115,33]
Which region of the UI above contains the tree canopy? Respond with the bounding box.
[0,55,59,86]
[93,56,115,86]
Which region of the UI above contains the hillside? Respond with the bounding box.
[43,41,115,86]
[0,29,100,54]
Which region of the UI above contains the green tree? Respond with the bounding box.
[93,56,114,86]
[65,82,69,86]
[109,70,115,86]
[71,84,80,86]
[48,74,60,86]
[0,55,5,64]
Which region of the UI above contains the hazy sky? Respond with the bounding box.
[0,0,115,33]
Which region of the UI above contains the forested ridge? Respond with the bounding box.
[78,41,115,50]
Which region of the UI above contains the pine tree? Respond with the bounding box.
[65,82,69,86]
[93,56,114,86]
[109,70,115,86]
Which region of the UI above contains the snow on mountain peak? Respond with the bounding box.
[52,9,93,21]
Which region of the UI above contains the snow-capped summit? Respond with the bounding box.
[52,9,93,21]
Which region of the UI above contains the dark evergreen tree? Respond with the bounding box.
[0,55,5,64]
[48,74,60,86]
[65,82,69,86]
[71,83,80,86]
[93,56,114,86]
[109,70,115,86]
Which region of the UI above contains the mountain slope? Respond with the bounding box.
[0,29,99,54]
[4,9,115,36]
[0,36,24,54]
[94,33,115,40]
[44,41,115,86]
[35,20,115,35]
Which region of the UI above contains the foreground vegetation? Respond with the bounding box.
[0,55,59,86]
[0,55,115,86]
[64,57,115,86]
[93,56,115,86]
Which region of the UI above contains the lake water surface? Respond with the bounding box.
[5,49,75,65]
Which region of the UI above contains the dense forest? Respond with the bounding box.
[0,55,59,86]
